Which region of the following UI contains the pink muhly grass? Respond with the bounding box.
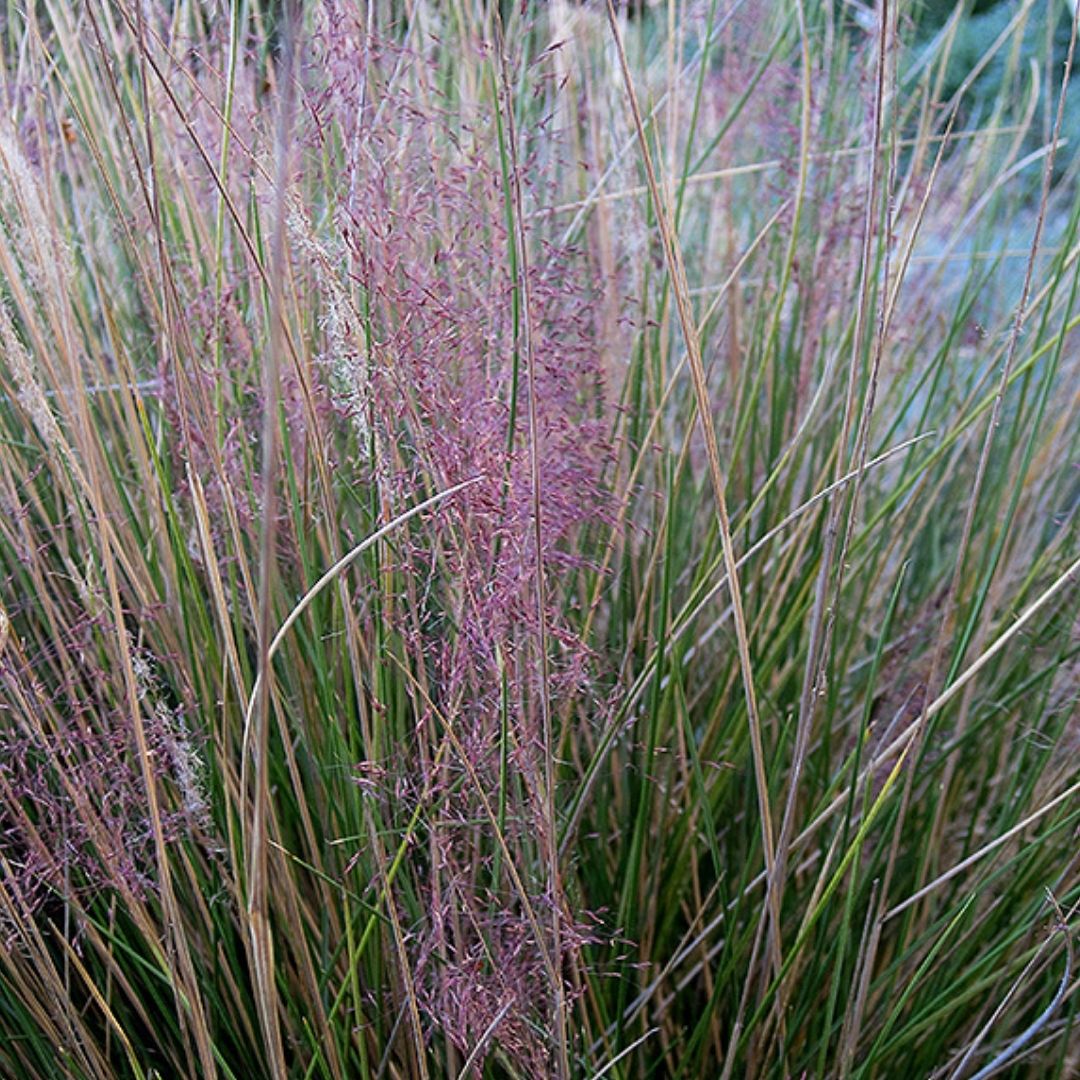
[1,3,617,1071]
[0,614,210,945]
[298,12,615,1072]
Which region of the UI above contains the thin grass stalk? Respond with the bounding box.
[243,3,298,1075]
[603,0,782,1004]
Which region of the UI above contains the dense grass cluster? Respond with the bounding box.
[0,0,1078,1076]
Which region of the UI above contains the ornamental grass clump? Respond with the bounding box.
[293,12,615,1068]
[0,1,1078,1078]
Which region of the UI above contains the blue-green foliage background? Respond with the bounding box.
[915,0,1080,151]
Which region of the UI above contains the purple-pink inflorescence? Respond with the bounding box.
[299,7,614,1070]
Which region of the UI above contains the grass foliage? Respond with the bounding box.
[0,0,1078,1076]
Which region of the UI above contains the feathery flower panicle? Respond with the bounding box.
[0,302,62,452]
[0,120,74,305]
[0,621,209,946]
[297,15,615,1071]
